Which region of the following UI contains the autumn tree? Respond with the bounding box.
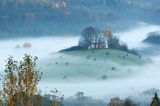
[2,54,42,106]
[3,56,20,106]
[51,88,64,106]
[103,29,113,40]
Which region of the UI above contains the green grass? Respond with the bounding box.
[39,49,148,82]
[65,49,145,65]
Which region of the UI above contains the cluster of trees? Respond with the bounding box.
[64,92,106,106]
[78,26,127,50]
[107,35,139,55]
[78,26,108,49]
[107,97,139,106]
[79,26,138,55]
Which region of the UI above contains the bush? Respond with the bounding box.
[101,75,108,80]
[63,76,68,79]
[111,67,116,71]
[122,56,126,59]
[123,98,139,106]
[105,52,110,55]
[65,62,69,66]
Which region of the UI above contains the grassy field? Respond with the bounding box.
[38,49,149,82]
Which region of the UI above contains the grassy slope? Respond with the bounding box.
[39,49,148,82]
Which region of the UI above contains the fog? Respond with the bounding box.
[0,23,160,103]
[0,36,79,69]
[3,55,160,103]
[38,61,160,101]
[115,22,160,49]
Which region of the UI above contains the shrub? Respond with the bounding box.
[105,52,110,55]
[63,76,68,79]
[123,98,139,106]
[101,75,108,80]
[65,62,69,66]
[111,67,116,71]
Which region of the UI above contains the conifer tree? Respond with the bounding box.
[151,92,160,106]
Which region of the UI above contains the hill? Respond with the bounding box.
[143,31,160,45]
[38,49,148,82]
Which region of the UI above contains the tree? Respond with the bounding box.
[3,56,20,106]
[107,36,120,49]
[123,98,139,106]
[2,54,42,106]
[151,92,160,106]
[107,97,123,106]
[79,26,107,49]
[107,36,128,50]
[51,89,64,106]
[79,26,99,49]
[103,30,113,40]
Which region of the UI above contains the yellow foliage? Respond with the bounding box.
[2,54,42,106]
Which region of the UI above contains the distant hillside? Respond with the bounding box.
[0,0,160,38]
[143,31,160,45]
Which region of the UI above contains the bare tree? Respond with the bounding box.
[79,26,99,49]
[79,26,107,49]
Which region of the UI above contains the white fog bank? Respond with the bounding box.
[115,23,160,49]
[0,36,79,69]
[38,62,160,101]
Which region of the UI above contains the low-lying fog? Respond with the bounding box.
[39,62,160,100]
[116,22,160,49]
[0,36,79,69]
[0,23,160,102]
